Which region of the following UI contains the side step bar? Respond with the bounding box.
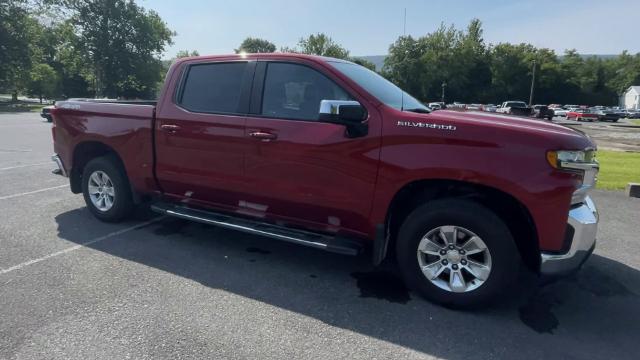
[150,202,363,256]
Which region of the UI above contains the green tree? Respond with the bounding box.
[62,0,175,98]
[26,63,59,103]
[175,50,200,58]
[294,33,350,59]
[605,51,640,97]
[489,43,537,102]
[52,20,93,98]
[0,0,40,101]
[235,37,276,53]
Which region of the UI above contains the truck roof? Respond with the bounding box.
[173,53,353,65]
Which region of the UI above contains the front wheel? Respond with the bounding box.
[396,199,520,309]
[82,155,134,222]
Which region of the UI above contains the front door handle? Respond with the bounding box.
[161,124,181,133]
[249,131,277,141]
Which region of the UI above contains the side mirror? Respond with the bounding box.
[318,100,368,138]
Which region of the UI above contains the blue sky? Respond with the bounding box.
[141,0,640,59]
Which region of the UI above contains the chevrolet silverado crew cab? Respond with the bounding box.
[50,54,599,308]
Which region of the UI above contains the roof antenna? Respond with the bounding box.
[401,8,406,111]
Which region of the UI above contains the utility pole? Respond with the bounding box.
[403,8,406,36]
[529,59,536,107]
[441,81,447,103]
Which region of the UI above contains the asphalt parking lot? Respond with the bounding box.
[551,116,640,152]
[1,112,640,359]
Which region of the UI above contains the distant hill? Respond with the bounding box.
[354,54,620,71]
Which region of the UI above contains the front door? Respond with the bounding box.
[242,61,381,236]
[155,60,254,210]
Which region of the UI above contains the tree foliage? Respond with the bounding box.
[288,33,350,59]
[26,63,59,103]
[64,0,175,98]
[383,19,638,105]
[235,37,276,53]
[4,3,640,106]
[0,0,42,100]
[175,50,200,58]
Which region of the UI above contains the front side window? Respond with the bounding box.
[261,62,352,121]
[179,62,249,114]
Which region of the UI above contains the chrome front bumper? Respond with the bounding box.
[51,154,68,177]
[540,196,598,275]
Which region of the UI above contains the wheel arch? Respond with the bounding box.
[380,179,540,272]
[69,141,138,201]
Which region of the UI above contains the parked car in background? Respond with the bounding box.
[553,107,568,117]
[40,105,54,122]
[483,104,498,112]
[626,110,640,118]
[428,102,443,110]
[467,103,483,111]
[566,108,599,122]
[496,101,531,116]
[593,108,621,122]
[614,109,628,118]
[447,102,466,110]
[532,105,554,120]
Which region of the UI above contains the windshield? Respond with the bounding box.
[329,61,429,112]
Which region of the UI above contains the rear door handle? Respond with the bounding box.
[249,131,277,141]
[161,124,181,133]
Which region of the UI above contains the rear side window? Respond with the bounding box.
[261,62,352,121]
[179,62,249,114]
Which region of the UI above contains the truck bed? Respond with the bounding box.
[51,99,157,196]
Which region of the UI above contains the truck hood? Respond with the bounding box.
[395,110,596,150]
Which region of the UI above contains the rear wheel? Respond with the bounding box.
[82,155,134,222]
[396,199,520,309]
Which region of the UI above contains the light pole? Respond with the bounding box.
[528,60,536,107]
[441,81,447,104]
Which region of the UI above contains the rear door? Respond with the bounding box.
[154,60,254,210]
[240,60,381,236]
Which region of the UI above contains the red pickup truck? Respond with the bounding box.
[50,53,599,308]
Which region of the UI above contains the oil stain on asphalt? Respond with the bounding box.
[153,219,192,236]
[518,291,559,334]
[246,247,271,255]
[351,271,411,304]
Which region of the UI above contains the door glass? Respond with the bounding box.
[179,62,249,114]
[261,63,352,121]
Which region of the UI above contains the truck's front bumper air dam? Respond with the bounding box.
[540,196,598,276]
[51,154,68,177]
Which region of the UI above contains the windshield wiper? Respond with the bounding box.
[404,108,431,114]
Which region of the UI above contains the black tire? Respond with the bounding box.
[396,199,520,309]
[81,155,134,222]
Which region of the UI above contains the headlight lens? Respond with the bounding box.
[546,150,596,169]
[547,149,599,204]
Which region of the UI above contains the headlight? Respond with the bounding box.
[547,149,599,204]
[546,150,596,169]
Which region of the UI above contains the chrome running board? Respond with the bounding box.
[150,202,363,256]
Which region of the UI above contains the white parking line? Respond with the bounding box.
[0,218,163,275]
[0,162,51,171]
[0,184,68,200]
